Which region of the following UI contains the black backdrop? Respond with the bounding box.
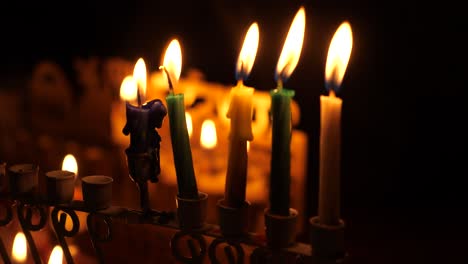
[1,0,466,262]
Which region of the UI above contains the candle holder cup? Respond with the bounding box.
[176,192,208,231]
[309,216,346,261]
[264,208,298,249]
[7,163,39,199]
[45,170,75,204]
[81,175,113,211]
[217,199,250,237]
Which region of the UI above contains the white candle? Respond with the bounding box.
[319,21,353,225]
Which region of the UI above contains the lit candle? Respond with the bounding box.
[123,59,167,156]
[122,58,167,183]
[160,39,199,199]
[47,245,63,264]
[12,232,27,263]
[319,22,353,225]
[270,7,305,216]
[224,22,259,208]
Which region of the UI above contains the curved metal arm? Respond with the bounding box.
[51,207,80,264]
[170,230,207,263]
[16,202,48,264]
[208,237,245,264]
[0,200,13,264]
[87,213,112,264]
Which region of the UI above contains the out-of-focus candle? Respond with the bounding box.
[47,245,63,264]
[185,112,193,138]
[319,21,353,225]
[269,7,305,216]
[62,154,78,177]
[111,76,137,146]
[224,22,259,208]
[161,39,198,199]
[12,232,27,263]
[200,119,217,149]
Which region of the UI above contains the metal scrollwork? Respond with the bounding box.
[208,238,245,264]
[87,213,112,264]
[170,230,207,263]
[0,200,13,264]
[51,207,80,264]
[16,202,48,263]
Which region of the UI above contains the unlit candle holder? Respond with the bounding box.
[81,175,113,211]
[7,163,39,199]
[45,170,75,204]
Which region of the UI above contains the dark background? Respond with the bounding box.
[0,0,466,263]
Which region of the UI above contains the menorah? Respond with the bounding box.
[0,159,346,264]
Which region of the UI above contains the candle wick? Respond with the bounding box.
[277,62,290,91]
[277,78,283,91]
[159,66,174,94]
[237,61,245,83]
[137,86,142,107]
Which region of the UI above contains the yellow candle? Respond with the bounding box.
[319,21,353,225]
[224,22,259,208]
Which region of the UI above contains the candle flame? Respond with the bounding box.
[119,76,138,102]
[48,246,63,264]
[235,22,259,81]
[200,119,217,149]
[275,7,306,84]
[185,112,193,138]
[162,39,182,89]
[325,21,353,93]
[62,154,78,176]
[247,141,251,152]
[133,58,147,102]
[12,232,27,262]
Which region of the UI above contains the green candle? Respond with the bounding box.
[161,39,198,199]
[166,93,198,199]
[269,7,305,216]
[269,87,295,216]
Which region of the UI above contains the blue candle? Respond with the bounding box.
[122,59,167,183]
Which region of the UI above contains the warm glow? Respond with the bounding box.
[247,141,251,152]
[235,22,259,81]
[185,112,193,138]
[62,154,78,176]
[119,75,138,102]
[200,119,217,149]
[133,58,147,101]
[325,21,353,92]
[48,246,63,264]
[12,232,27,262]
[275,7,306,83]
[162,39,182,87]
